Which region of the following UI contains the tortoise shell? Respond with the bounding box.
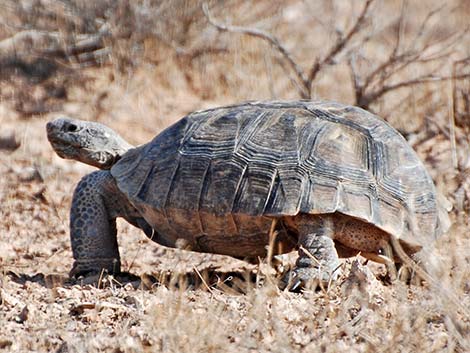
[111,100,446,252]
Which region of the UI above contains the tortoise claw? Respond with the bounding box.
[286,276,304,293]
[69,258,121,279]
[280,266,340,292]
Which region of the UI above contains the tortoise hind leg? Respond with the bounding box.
[283,214,341,291]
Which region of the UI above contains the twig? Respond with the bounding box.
[347,3,470,109]
[307,0,375,85]
[193,266,214,294]
[452,57,470,130]
[203,3,310,97]
[298,245,322,267]
[267,219,278,267]
[361,73,470,108]
[391,0,407,58]
[0,24,110,65]
[448,76,458,170]
[203,1,375,99]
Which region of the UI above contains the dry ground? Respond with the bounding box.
[1,1,470,352]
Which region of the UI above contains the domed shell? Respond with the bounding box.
[111,100,448,248]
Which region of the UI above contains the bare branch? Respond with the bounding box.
[203,0,375,99]
[362,52,418,90]
[202,3,310,98]
[307,0,375,84]
[0,24,110,63]
[360,73,470,108]
[410,4,447,49]
[391,0,407,58]
[348,54,363,105]
[452,56,470,130]
[273,56,311,98]
[348,2,470,110]
[73,47,111,67]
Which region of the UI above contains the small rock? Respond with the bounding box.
[17,166,43,183]
[14,305,29,323]
[32,186,49,204]
[124,295,142,309]
[0,289,23,308]
[0,132,20,151]
[55,342,69,353]
[341,259,384,305]
[0,339,13,349]
[69,302,95,316]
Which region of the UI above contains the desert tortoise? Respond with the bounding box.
[46,100,449,288]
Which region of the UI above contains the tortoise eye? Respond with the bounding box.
[66,123,78,132]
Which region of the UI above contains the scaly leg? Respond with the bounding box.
[69,171,121,276]
[284,214,341,291]
[69,170,146,277]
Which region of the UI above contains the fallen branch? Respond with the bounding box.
[0,30,62,58]
[0,24,110,65]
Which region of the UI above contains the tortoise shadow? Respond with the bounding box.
[6,268,260,294]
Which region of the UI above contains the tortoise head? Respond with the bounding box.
[46,117,134,170]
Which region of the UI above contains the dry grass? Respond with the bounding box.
[1,0,469,352]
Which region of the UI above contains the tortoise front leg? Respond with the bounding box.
[69,170,122,277]
[284,214,341,291]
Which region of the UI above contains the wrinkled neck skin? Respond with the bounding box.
[82,148,130,170]
[46,117,135,170]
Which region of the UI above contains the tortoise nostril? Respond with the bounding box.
[66,123,78,132]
